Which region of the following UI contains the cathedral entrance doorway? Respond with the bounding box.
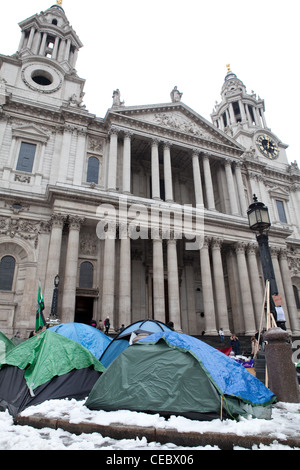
[74,296,94,324]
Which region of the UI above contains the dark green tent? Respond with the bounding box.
[86,331,276,420]
[0,329,105,417]
[0,331,15,363]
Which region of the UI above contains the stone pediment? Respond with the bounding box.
[268,186,290,200]
[109,102,243,151]
[12,124,50,143]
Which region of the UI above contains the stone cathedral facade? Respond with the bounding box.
[0,3,300,338]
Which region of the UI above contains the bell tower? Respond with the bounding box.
[211,66,289,166]
[211,65,268,135]
[0,1,85,109]
[17,1,82,72]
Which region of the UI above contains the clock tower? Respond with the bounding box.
[211,66,289,169]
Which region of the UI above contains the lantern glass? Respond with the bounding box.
[247,196,271,232]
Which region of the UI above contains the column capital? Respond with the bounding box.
[123,130,133,139]
[109,126,120,136]
[151,138,160,147]
[211,237,223,249]
[270,246,280,257]
[279,247,288,260]
[191,149,201,157]
[246,243,258,255]
[235,241,247,253]
[68,215,85,231]
[224,157,234,166]
[163,140,172,149]
[50,213,67,228]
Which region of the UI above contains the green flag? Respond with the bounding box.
[35,281,46,332]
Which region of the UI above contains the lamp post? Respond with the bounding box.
[247,196,300,402]
[49,274,60,322]
[247,194,280,325]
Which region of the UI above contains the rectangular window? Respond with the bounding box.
[276,200,288,223]
[16,142,36,173]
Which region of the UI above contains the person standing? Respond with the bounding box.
[104,317,110,335]
[218,328,224,342]
[230,334,241,355]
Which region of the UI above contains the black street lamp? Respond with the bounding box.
[247,195,284,328]
[50,274,60,320]
[248,196,300,402]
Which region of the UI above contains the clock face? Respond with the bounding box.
[256,134,279,159]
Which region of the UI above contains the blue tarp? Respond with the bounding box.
[49,323,112,360]
[100,319,172,368]
[139,331,275,406]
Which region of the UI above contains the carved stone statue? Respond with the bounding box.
[170,86,183,103]
[112,89,124,106]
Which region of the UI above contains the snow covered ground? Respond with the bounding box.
[0,399,299,450]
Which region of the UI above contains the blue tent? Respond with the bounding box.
[100,319,172,368]
[87,330,276,420]
[49,323,111,359]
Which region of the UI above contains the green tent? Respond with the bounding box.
[0,331,15,363]
[0,329,105,417]
[86,331,275,420]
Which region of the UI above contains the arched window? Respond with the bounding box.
[293,285,300,309]
[79,261,94,288]
[0,256,15,291]
[86,157,100,184]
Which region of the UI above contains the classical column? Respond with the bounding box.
[192,151,204,206]
[225,159,239,215]
[122,131,132,194]
[167,238,181,330]
[39,33,47,55]
[279,249,300,334]
[73,129,87,186]
[102,225,116,328]
[107,127,119,191]
[58,127,72,183]
[235,162,248,216]
[239,100,247,122]
[64,38,71,61]
[62,215,85,323]
[27,27,35,49]
[235,242,256,335]
[44,214,66,315]
[199,237,217,334]
[246,243,264,328]
[211,238,230,333]
[151,139,160,200]
[228,103,235,124]
[119,224,131,327]
[152,233,165,322]
[52,36,60,60]
[163,141,173,202]
[202,154,216,210]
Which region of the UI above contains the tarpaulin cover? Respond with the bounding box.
[139,332,275,405]
[0,329,105,390]
[86,331,276,420]
[0,331,15,363]
[100,319,172,368]
[49,322,112,359]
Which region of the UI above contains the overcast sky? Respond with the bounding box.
[1,0,299,164]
